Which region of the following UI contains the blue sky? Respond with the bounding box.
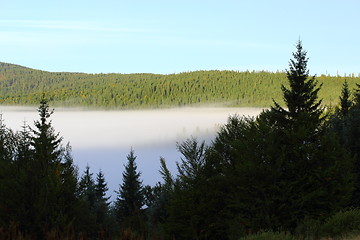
[0,0,359,75]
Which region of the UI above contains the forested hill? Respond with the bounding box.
[0,62,358,108]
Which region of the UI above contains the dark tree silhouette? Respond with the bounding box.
[115,149,144,220]
[338,80,352,118]
[271,40,323,129]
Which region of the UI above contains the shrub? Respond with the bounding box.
[238,231,293,240]
[319,208,360,239]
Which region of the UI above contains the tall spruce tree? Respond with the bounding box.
[271,40,323,130]
[338,80,352,118]
[264,40,353,229]
[78,165,96,210]
[331,83,360,206]
[204,41,354,236]
[29,98,66,235]
[25,98,80,236]
[0,115,16,228]
[354,84,360,106]
[94,170,110,226]
[115,149,144,220]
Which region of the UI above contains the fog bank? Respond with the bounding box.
[0,106,264,200]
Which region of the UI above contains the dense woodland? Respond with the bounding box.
[0,61,359,108]
[1,41,360,240]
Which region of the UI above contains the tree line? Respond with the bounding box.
[1,41,360,239]
[0,62,359,109]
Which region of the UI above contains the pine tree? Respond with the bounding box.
[78,165,96,210]
[354,83,360,106]
[159,157,173,191]
[59,144,79,227]
[95,170,110,205]
[337,80,352,118]
[331,83,360,207]
[176,137,206,185]
[9,122,34,232]
[271,40,323,130]
[94,170,110,225]
[31,98,63,164]
[263,40,353,229]
[202,41,354,235]
[165,138,229,239]
[0,115,16,228]
[29,98,66,235]
[115,149,144,221]
[14,122,33,163]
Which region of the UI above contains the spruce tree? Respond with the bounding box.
[59,144,79,227]
[331,83,360,206]
[337,80,352,118]
[29,98,66,235]
[115,149,144,221]
[25,98,80,236]
[31,98,63,163]
[271,40,323,130]
[0,115,16,228]
[78,165,96,210]
[265,40,353,229]
[354,83,360,106]
[94,170,110,225]
[95,170,110,205]
[203,41,354,235]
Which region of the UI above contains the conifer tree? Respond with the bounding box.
[332,83,360,206]
[59,144,79,226]
[94,170,110,225]
[271,40,323,130]
[9,123,34,231]
[115,149,144,220]
[78,165,96,209]
[29,98,66,234]
[176,137,206,185]
[337,80,352,118]
[159,157,173,191]
[0,115,16,227]
[95,170,110,205]
[31,98,63,163]
[204,41,354,235]
[263,40,352,229]
[14,122,33,163]
[354,84,360,106]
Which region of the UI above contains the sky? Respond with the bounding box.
[0,0,359,75]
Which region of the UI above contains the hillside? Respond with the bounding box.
[0,62,358,108]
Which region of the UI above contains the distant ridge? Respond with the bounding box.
[0,61,358,109]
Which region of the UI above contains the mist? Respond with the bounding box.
[0,106,264,200]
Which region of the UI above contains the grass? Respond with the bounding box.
[239,209,360,240]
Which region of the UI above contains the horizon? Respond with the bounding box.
[1,60,359,77]
[1,1,359,76]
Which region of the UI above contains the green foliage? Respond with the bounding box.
[0,99,83,238]
[319,208,360,239]
[329,83,360,207]
[271,40,324,131]
[114,149,147,238]
[162,41,355,240]
[0,62,358,109]
[115,149,144,220]
[161,138,230,240]
[1,41,360,239]
[239,231,293,240]
[337,80,352,117]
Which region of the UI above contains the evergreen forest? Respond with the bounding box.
[0,60,359,109]
[2,41,360,240]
